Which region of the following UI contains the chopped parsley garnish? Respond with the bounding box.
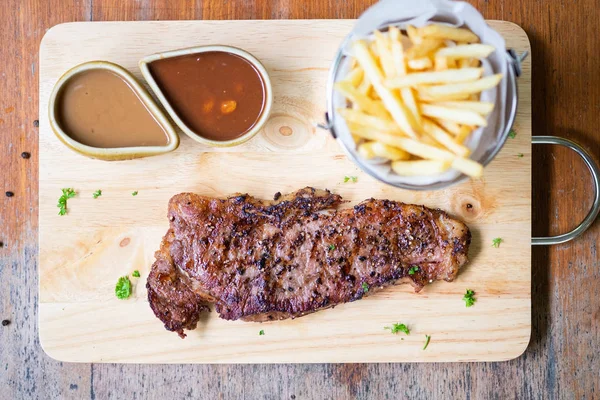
[92,189,102,199]
[385,323,410,335]
[132,270,140,278]
[132,191,138,196]
[344,176,358,183]
[115,276,132,299]
[463,289,476,307]
[57,188,76,216]
[328,244,335,251]
[259,330,265,336]
[508,129,517,139]
[423,335,431,350]
[517,153,524,158]
[492,238,503,248]
[362,282,369,292]
[408,265,419,275]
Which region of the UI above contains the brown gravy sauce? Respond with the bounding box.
[148,51,266,141]
[56,69,169,148]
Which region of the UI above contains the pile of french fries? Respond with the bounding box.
[335,24,502,178]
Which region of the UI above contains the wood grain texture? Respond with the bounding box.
[0,0,598,398]
[37,20,531,364]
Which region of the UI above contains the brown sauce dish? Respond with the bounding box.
[48,61,179,161]
[140,45,273,147]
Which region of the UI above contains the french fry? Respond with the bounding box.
[454,125,474,144]
[357,73,372,96]
[435,100,494,115]
[348,122,452,160]
[422,119,470,157]
[392,160,451,176]
[436,44,495,59]
[417,74,503,99]
[389,26,407,75]
[352,40,419,137]
[434,56,448,71]
[349,122,483,177]
[357,141,377,159]
[371,141,411,160]
[359,141,410,161]
[406,25,421,45]
[421,104,488,126]
[418,92,472,102]
[374,30,395,78]
[348,122,454,161]
[451,157,483,177]
[385,68,483,88]
[369,41,379,57]
[345,67,364,87]
[417,25,480,43]
[458,58,471,69]
[334,81,389,119]
[406,39,444,59]
[407,57,433,70]
[401,87,422,129]
[337,108,400,133]
[433,119,462,135]
[382,28,422,131]
[421,133,442,147]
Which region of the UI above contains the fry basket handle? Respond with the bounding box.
[532,136,600,245]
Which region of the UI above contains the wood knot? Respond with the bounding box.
[262,112,311,149]
[278,125,293,136]
[119,237,131,247]
[452,194,483,221]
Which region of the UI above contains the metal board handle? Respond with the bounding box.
[532,136,600,245]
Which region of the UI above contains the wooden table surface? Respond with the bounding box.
[1,0,598,398]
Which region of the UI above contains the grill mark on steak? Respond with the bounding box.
[147,187,471,337]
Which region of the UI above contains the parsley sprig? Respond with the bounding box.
[492,238,503,248]
[463,289,476,307]
[92,190,102,199]
[115,276,132,299]
[408,265,419,275]
[423,335,431,350]
[508,129,517,139]
[57,188,76,216]
[344,176,358,183]
[362,282,369,292]
[385,323,410,335]
[259,330,265,336]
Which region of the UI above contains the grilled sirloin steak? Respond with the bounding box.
[147,188,471,338]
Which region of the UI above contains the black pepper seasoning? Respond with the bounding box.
[21,152,31,159]
[1,320,10,326]
[5,191,14,197]
[33,120,39,127]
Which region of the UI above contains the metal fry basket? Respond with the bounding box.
[319,42,600,245]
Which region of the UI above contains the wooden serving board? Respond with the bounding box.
[39,20,531,363]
